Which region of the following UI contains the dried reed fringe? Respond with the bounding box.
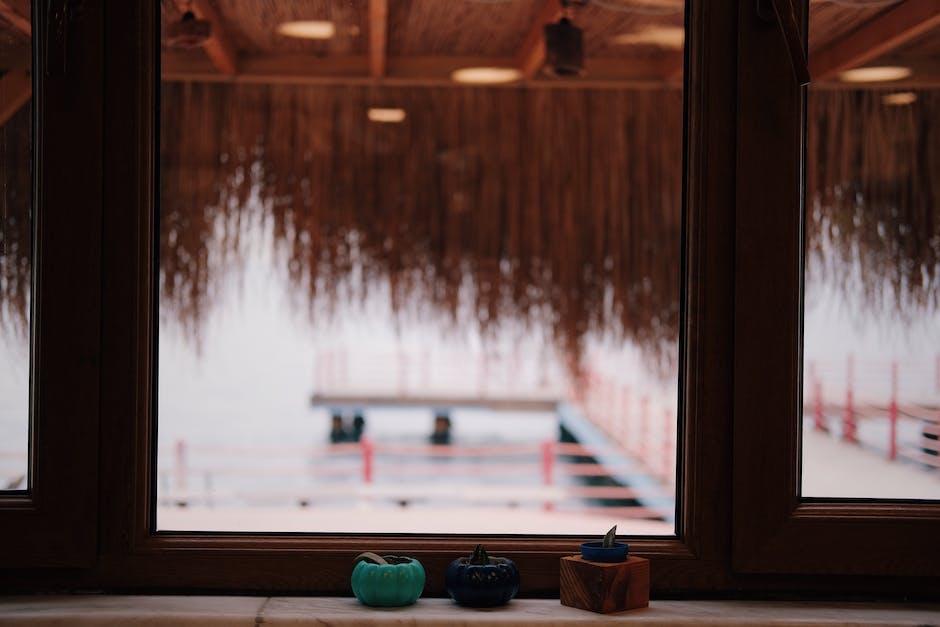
[806,89,940,323]
[159,82,683,376]
[0,104,30,338]
[5,87,936,373]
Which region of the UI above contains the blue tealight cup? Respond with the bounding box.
[580,541,629,563]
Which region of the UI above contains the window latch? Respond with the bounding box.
[757,0,811,86]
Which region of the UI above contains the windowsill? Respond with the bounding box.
[0,596,938,625]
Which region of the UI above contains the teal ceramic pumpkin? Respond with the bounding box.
[351,555,426,607]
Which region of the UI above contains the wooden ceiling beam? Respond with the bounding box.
[516,0,563,80]
[810,0,940,81]
[0,69,30,126]
[661,52,684,85]
[162,53,683,89]
[369,0,388,79]
[0,0,30,36]
[173,0,238,76]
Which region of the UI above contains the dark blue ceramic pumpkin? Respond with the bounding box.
[446,545,520,608]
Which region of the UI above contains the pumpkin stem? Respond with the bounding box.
[469,544,490,565]
[602,525,617,548]
[354,551,389,565]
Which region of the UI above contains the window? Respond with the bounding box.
[156,3,683,536]
[732,0,940,580]
[0,0,937,595]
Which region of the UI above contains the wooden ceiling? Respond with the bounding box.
[150,0,939,89]
[0,0,939,126]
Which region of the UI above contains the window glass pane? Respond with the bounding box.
[158,1,684,533]
[0,2,31,493]
[802,2,940,499]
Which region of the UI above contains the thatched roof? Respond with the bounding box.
[2,0,940,370]
[806,89,940,322]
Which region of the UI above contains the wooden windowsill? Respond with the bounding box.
[0,597,937,625]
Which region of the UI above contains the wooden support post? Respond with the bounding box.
[175,439,187,492]
[810,361,825,432]
[620,384,630,448]
[398,349,409,396]
[843,354,857,444]
[369,0,387,79]
[542,440,554,511]
[814,379,825,433]
[639,396,649,462]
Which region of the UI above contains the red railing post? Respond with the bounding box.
[362,436,374,483]
[541,440,554,511]
[639,396,649,464]
[398,349,409,397]
[843,354,857,443]
[541,441,554,486]
[889,361,898,461]
[175,438,187,492]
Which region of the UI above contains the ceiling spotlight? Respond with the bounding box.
[544,0,588,78]
[277,20,336,40]
[610,26,685,49]
[367,108,407,123]
[451,67,523,85]
[166,11,211,49]
[838,66,911,83]
[882,92,917,106]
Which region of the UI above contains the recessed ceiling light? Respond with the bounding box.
[882,91,917,106]
[367,108,407,123]
[838,66,911,83]
[610,26,684,49]
[277,20,336,40]
[451,67,523,85]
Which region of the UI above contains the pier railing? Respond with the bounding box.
[806,358,940,469]
[154,439,674,519]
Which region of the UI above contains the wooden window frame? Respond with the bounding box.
[731,0,940,580]
[0,0,102,568]
[1,0,938,596]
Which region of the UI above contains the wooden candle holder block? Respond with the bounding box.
[559,555,650,614]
